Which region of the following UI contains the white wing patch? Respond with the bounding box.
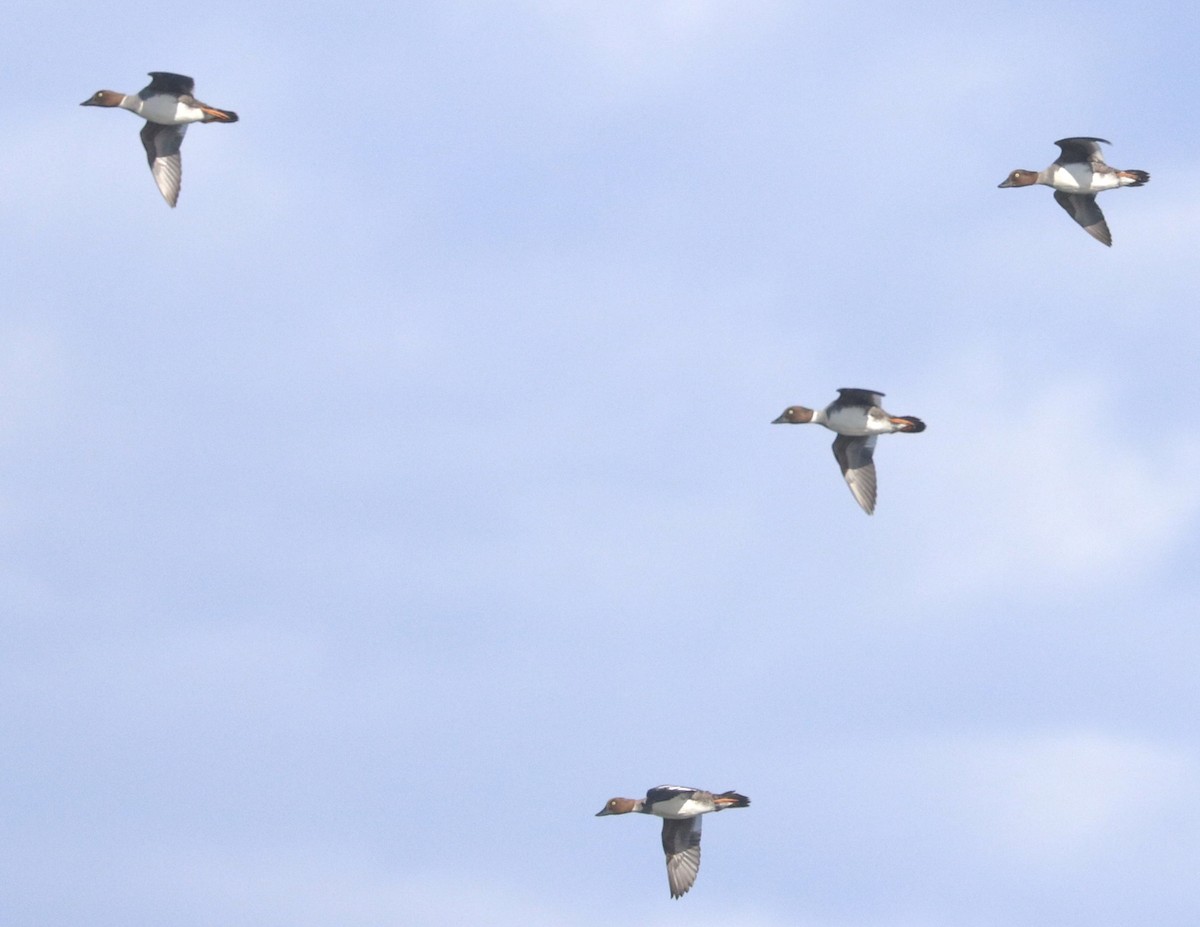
[140,122,187,207]
[662,817,702,898]
[833,434,878,514]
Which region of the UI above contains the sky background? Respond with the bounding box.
[3,1,1200,924]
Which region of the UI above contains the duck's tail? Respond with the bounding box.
[1118,169,1149,187]
[714,791,750,810]
[200,106,239,123]
[889,416,926,433]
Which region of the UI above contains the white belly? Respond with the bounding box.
[1048,163,1119,194]
[653,795,708,819]
[824,406,873,436]
[137,94,205,125]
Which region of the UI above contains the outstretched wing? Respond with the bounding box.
[836,388,885,407]
[661,817,702,899]
[1053,191,1111,246]
[832,434,878,514]
[140,121,187,207]
[1054,137,1110,166]
[145,72,195,95]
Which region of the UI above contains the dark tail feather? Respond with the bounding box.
[894,416,926,433]
[714,791,750,809]
[1121,169,1149,186]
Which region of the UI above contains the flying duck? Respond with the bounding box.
[81,72,238,207]
[596,785,750,899]
[773,388,925,515]
[998,137,1148,246]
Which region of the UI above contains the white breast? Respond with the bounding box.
[137,94,206,126]
[651,794,709,819]
[824,406,872,436]
[1048,163,1119,194]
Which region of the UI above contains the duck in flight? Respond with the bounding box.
[773,388,925,515]
[81,72,238,207]
[998,137,1148,246]
[596,785,750,899]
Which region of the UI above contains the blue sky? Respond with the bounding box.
[3,1,1200,924]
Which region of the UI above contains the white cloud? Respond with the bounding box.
[219,860,577,927]
[0,835,596,927]
[939,730,1194,863]
[0,325,67,443]
[1106,175,1200,272]
[815,730,1195,870]
[899,358,1200,602]
[518,0,786,82]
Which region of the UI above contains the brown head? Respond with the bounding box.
[595,797,639,816]
[80,90,125,108]
[772,405,815,424]
[998,169,1039,188]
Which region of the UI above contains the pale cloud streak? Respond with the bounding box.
[938,730,1194,863]
[901,361,1200,603]
[518,0,787,82]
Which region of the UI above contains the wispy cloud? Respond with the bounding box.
[899,360,1200,602]
[0,326,67,444]
[937,730,1194,863]
[519,0,786,83]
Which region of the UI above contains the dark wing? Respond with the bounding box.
[1054,137,1110,166]
[836,388,886,407]
[645,785,696,804]
[661,817,702,899]
[145,72,195,95]
[832,435,878,514]
[140,122,187,207]
[1053,191,1111,246]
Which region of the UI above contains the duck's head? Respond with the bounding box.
[998,169,1038,188]
[80,90,124,108]
[595,797,639,816]
[772,406,815,424]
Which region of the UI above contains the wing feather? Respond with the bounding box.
[836,388,885,406]
[140,121,186,207]
[1054,137,1110,165]
[832,434,878,514]
[661,817,702,899]
[1053,190,1111,246]
[145,72,195,95]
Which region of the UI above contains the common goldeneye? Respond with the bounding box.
[81,72,238,207]
[773,388,925,515]
[596,785,749,899]
[998,137,1149,246]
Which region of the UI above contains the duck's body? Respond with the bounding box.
[998,137,1148,246]
[596,785,749,899]
[773,388,925,515]
[81,72,238,207]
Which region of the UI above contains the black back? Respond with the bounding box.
[144,72,195,96]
